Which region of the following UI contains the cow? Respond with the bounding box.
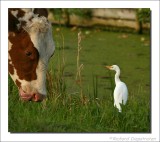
[8,8,55,102]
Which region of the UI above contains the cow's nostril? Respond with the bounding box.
[32,93,45,102]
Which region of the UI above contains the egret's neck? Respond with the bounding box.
[115,69,121,84]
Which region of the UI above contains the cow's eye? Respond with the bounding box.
[26,51,32,56]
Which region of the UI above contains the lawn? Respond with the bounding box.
[8,26,150,133]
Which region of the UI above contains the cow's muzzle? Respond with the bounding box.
[19,88,46,102]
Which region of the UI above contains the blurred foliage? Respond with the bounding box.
[68,9,92,18]
[136,8,150,23]
[49,8,63,19]
[49,8,92,20]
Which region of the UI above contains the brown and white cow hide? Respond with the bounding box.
[8,8,55,102]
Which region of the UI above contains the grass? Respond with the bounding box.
[8,26,150,133]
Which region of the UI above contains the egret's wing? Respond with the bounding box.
[114,85,123,104]
[114,86,122,112]
[122,83,128,105]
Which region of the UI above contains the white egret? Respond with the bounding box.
[106,65,128,112]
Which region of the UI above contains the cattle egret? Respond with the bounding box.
[106,65,128,112]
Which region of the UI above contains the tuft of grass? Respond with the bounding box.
[46,27,67,104]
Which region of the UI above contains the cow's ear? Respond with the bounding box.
[8,9,20,33]
[33,8,48,18]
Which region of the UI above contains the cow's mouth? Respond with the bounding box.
[19,88,45,102]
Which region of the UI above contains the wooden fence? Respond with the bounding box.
[48,8,150,33]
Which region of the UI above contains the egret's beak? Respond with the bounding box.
[105,66,112,70]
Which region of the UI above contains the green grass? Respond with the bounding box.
[8,26,150,133]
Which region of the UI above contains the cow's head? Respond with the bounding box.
[8,8,55,102]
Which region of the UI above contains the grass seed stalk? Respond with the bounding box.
[76,31,85,104]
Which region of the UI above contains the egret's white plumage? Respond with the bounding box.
[106,65,128,112]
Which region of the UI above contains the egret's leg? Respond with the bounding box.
[123,99,127,105]
[115,102,122,112]
[122,97,128,105]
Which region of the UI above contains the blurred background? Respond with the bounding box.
[48,8,150,34]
